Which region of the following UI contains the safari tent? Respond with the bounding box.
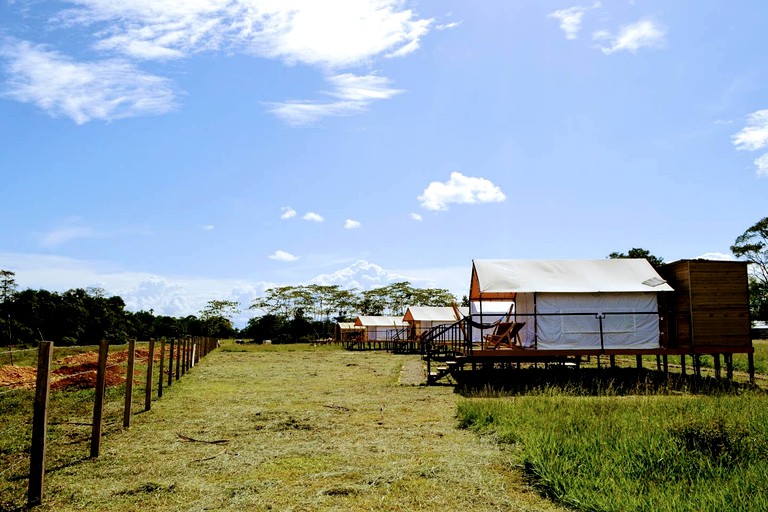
[402,306,466,339]
[354,316,409,343]
[334,322,364,343]
[470,259,674,350]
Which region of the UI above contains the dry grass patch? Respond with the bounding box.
[32,344,563,511]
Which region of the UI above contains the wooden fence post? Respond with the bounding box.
[145,338,155,411]
[158,338,165,397]
[181,337,187,376]
[28,341,53,507]
[175,336,181,381]
[90,339,109,458]
[168,338,175,387]
[123,338,136,428]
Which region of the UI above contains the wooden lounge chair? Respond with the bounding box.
[484,321,526,350]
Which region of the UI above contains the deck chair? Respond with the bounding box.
[484,321,526,350]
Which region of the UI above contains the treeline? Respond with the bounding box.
[0,271,457,347]
[0,287,239,347]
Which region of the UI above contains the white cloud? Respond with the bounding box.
[3,1,433,122]
[303,212,324,222]
[732,110,768,176]
[344,219,361,229]
[58,0,433,68]
[0,39,176,124]
[280,206,297,219]
[755,153,768,177]
[39,217,94,247]
[418,172,506,211]
[267,73,403,125]
[201,224,215,231]
[311,259,411,290]
[594,19,666,55]
[409,213,423,222]
[549,6,588,40]
[695,252,734,261]
[269,250,299,262]
[732,110,768,151]
[436,21,462,31]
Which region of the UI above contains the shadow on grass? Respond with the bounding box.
[452,367,766,397]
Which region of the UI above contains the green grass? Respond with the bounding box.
[457,386,768,512]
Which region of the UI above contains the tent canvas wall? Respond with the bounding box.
[354,316,410,341]
[470,259,674,350]
[468,301,515,343]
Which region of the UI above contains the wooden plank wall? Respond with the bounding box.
[658,260,751,349]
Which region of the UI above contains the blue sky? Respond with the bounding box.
[1,0,767,325]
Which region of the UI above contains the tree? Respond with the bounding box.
[200,300,240,338]
[731,216,768,286]
[0,270,18,346]
[731,216,768,321]
[0,270,17,304]
[608,248,664,268]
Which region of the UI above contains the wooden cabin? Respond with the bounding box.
[656,259,751,351]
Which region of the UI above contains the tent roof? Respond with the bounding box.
[403,306,461,322]
[354,316,409,327]
[470,259,674,300]
[336,322,363,330]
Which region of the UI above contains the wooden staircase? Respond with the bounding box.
[419,317,471,384]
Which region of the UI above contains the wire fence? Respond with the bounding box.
[0,336,219,510]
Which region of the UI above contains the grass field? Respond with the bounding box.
[0,342,563,511]
[457,379,768,512]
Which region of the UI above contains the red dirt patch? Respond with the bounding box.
[0,365,37,389]
[2,347,162,391]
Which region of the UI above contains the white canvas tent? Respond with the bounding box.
[354,316,410,341]
[402,306,465,338]
[470,259,674,350]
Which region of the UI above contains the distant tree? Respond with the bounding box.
[608,248,664,268]
[0,270,18,346]
[731,216,768,321]
[200,300,240,338]
[241,314,287,342]
[410,287,457,307]
[358,289,387,316]
[460,295,470,308]
[731,216,768,286]
[0,270,17,304]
